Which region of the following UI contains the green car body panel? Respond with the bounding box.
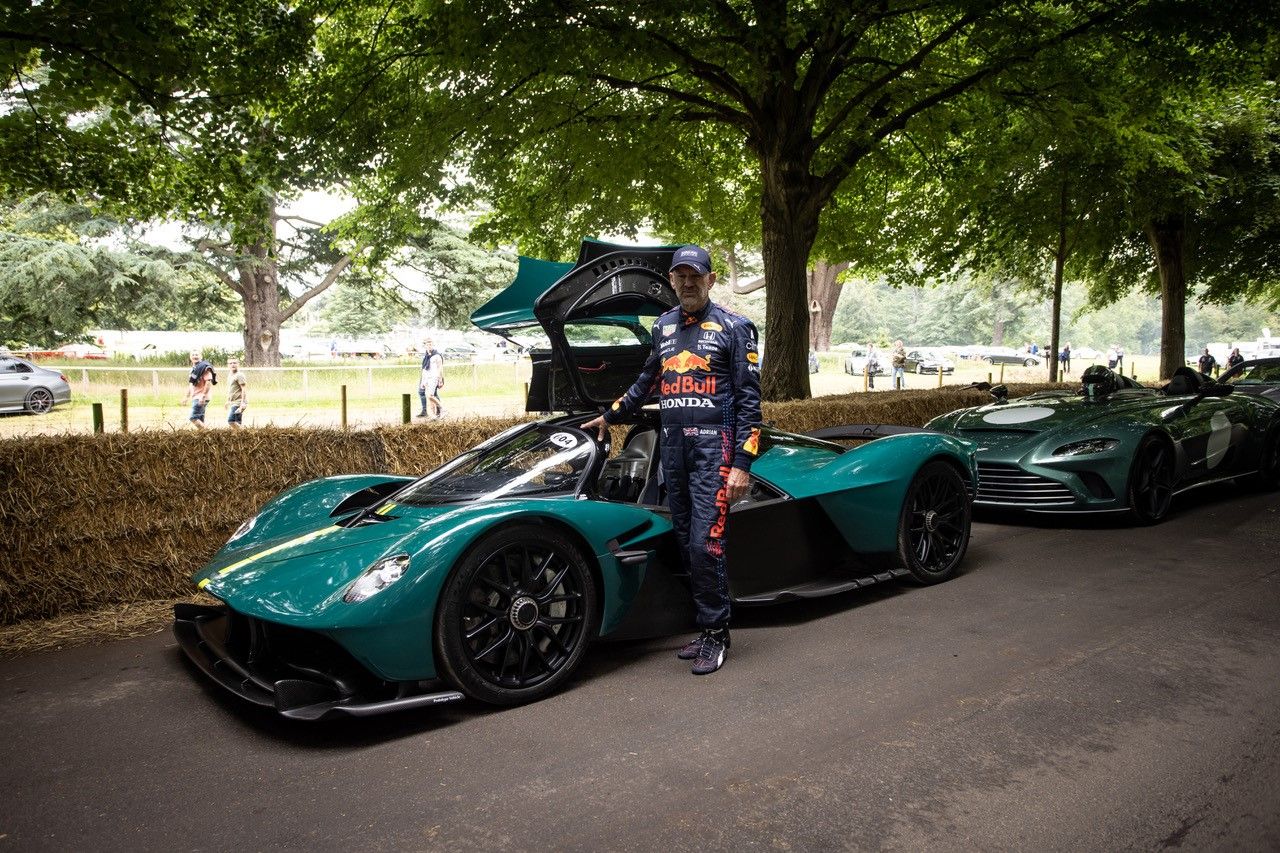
[927,381,1280,514]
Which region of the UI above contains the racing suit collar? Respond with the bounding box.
[680,299,713,326]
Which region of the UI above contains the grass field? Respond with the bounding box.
[0,352,1161,439]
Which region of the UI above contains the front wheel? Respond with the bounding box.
[897,460,971,584]
[1127,435,1175,524]
[1023,358,1037,367]
[435,524,598,705]
[915,363,924,374]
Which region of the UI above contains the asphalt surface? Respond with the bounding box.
[2,486,1278,852]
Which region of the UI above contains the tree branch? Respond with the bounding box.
[280,251,357,321]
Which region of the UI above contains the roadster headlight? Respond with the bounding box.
[343,553,410,603]
[1053,438,1119,456]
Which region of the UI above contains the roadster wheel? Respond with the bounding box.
[1127,435,1175,524]
[25,387,54,414]
[435,524,598,705]
[1251,425,1280,491]
[897,460,971,584]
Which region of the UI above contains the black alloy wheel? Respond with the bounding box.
[1127,435,1175,524]
[897,460,971,584]
[435,524,597,705]
[25,387,54,414]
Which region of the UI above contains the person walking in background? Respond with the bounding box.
[1227,347,1245,369]
[583,244,762,676]
[417,338,446,419]
[866,343,880,389]
[1060,342,1072,376]
[225,357,248,428]
[891,340,907,390]
[1115,345,1125,372]
[1197,347,1217,376]
[1107,345,1118,370]
[182,351,214,430]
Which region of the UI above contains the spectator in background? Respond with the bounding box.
[1107,345,1118,370]
[1060,342,1072,375]
[891,340,907,390]
[417,338,446,419]
[1115,345,1125,372]
[225,358,248,429]
[866,343,880,389]
[1227,347,1245,369]
[1198,347,1217,376]
[182,351,214,430]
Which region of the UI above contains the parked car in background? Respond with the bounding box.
[55,343,108,359]
[441,343,478,360]
[978,347,1041,367]
[905,348,955,374]
[1072,346,1102,360]
[842,345,886,376]
[0,356,72,414]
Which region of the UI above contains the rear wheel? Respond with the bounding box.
[435,524,598,705]
[1251,424,1280,491]
[897,460,971,584]
[25,387,54,414]
[915,363,924,374]
[1127,435,1175,524]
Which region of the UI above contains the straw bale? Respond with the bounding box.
[0,384,1065,632]
[0,594,217,659]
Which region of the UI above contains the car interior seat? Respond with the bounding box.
[1163,365,1204,396]
[598,428,657,503]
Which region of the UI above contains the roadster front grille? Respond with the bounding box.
[975,463,1076,507]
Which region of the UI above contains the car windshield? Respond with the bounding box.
[393,425,597,505]
[1225,362,1280,385]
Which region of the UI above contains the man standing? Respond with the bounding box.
[1198,347,1217,376]
[1227,347,1245,369]
[225,358,248,428]
[891,340,907,390]
[417,339,445,419]
[182,351,214,430]
[583,245,762,675]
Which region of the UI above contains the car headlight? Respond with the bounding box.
[1053,438,1119,456]
[228,515,257,542]
[343,553,410,603]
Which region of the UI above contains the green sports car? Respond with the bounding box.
[925,366,1280,524]
[175,241,977,720]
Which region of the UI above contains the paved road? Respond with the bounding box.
[3,487,1278,851]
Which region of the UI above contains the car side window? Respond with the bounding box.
[1,359,30,374]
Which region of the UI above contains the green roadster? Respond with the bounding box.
[925,366,1280,524]
[175,241,977,719]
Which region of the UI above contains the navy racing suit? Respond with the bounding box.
[602,300,763,629]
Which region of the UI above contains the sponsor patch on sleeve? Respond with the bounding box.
[746,351,759,364]
[611,400,621,411]
[743,428,760,456]
[662,324,676,336]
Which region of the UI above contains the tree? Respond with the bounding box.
[0,0,426,365]
[344,0,1120,400]
[0,195,237,345]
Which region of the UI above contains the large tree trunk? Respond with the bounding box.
[1049,182,1068,383]
[807,260,850,352]
[240,243,284,367]
[1146,214,1187,380]
[758,147,824,401]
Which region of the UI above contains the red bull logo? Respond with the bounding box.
[661,375,717,395]
[662,350,712,374]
